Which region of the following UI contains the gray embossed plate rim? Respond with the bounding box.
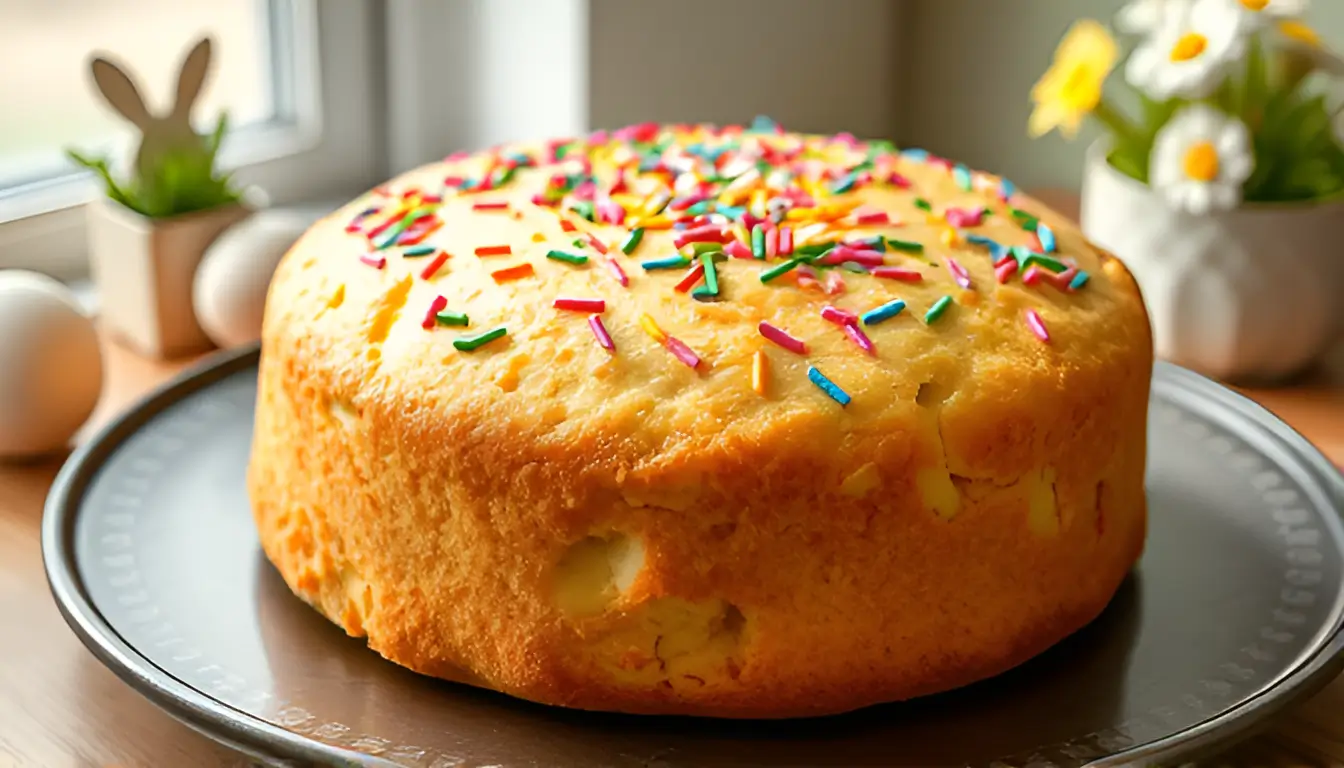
[41,343,1344,768]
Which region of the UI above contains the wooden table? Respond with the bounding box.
[2,259,1342,766]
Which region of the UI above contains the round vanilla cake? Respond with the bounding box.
[248,119,1152,719]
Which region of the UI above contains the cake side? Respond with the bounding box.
[248,123,1152,718]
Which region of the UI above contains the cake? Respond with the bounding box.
[247,118,1153,719]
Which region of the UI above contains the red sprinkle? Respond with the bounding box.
[586,233,609,255]
[995,260,1018,284]
[560,219,578,233]
[475,245,512,257]
[819,247,884,267]
[945,207,985,228]
[779,227,793,255]
[422,295,448,329]
[757,321,808,354]
[472,201,510,211]
[1022,266,1044,286]
[491,263,534,283]
[553,297,606,313]
[1025,309,1051,343]
[765,226,779,258]
[871,266,923,282]
[854,208,890,226]
[420,251,451,280]
[674,263,706,293]
[725,240,754,260]
[359,254,386,270]
[673,225,729,249]
[821,305,858,326]
[589,314,616,352]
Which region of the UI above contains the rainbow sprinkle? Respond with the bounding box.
[1025,309,1051,343]
[758,321,808,354]
[924,296,953,324]
[861,300,906,326]
[553,298,605,313]
[453,326,507,351]
[752,350,769,396]
[807,366,851,406]
[589,314,615,351]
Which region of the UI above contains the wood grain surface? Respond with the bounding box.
[0,196,1341,765]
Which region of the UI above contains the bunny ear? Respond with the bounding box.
[90,57,153,130]
[170,37,213,121]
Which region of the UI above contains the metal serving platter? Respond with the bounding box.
[43,345,1344,767]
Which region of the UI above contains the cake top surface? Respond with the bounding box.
[272,118,1148,476]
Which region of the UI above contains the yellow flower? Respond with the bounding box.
[1029,20,1119,139]
[1278,20,1321,48]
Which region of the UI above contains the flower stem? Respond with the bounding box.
[1093,98,1138,142]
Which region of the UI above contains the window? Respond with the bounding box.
[0,0,384,279]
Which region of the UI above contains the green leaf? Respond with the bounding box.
[1244,34,1268,123]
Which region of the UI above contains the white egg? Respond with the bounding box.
[194,209,312,349]
[0,271,103,459]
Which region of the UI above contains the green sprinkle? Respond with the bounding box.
[953,164,972,191]
[641,254,691,270]
[717,204,746,220]
[913,198,933,212]
[886,238,925,253]
[620,227,645,255]
[1024,253,1068,273]
[572,238,588,248]
[1011,208,1039,231]
[571,200,595,221]
[403,245,436,257]
[375,205,435,250]
[830,171,859,194]
[751,224,766,259]
[435,311,469,327]
[698,253,719,296]
[686,200,712,216]
[690,242,723,255]
[546,250,589,265]
[491,164,517,187]
[760,258,803,283]
[924,296,953,324]
[453,326,507,351]
[796,241,837,257]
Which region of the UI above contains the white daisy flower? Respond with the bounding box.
[1126,0,1247,99]
[1218,0,1310,32]
[1116,0,1169,34]
[1150,104,1255,215]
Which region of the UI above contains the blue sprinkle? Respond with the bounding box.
[861,300,906,326]
[830,171,860,194]
[902,148,930,163]
[402,245,436,257]
[1069,271,1090,290]
[1000,178,1017,200]
[807,366,851,407]
[1038,222,1057,253]
[990,243,1012,263]
[640,255,691,271]
[965,234,998,248]
[749,115,780,133]
[716,205,746,220]
[953,164,973,191]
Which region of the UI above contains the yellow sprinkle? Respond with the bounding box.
[639,313,667,343]
[531,232,546,242]
[785,207,818,221]
[941,227,963,247]
[749,189,768,218]
[751,350,769,396]
[732,222,751,245]
[925,213,946,226]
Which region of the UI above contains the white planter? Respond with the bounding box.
[87,198,252,360]
[1080,142,1344,384]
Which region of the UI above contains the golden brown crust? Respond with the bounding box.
[248,125,1152,718]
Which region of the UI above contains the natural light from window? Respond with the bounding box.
[0,0,273,193]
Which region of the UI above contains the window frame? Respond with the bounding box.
[0,0,386,280]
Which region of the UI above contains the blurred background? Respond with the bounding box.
[5,0,1340,284]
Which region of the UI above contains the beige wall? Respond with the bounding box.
[900,0,1344,190]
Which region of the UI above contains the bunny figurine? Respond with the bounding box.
[89,37,215,183]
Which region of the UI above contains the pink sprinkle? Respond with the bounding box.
[944,207,985,228]
[779,227,793,255]
[995,260,1018,284]
[1025,309,1051,343]
[854,208,890,226]
[947,258,972,289]
[824,271,846,295]
[888,173,912,188]
[670,193,708,211]
[422,295,448,329]
[725,240,754,260]
[765,227,779,258]
[573,181,596,200]
[758,321,808,355]
[344,224,363,234]
[663,336,701,369]
[554,297,606,313]
[420,194,443,205]
[821,305,858,326]
[820,247,884,267]
[1022,266,1043,286]
[443,175,465,187]
[673,225,729,249]
[586,233,609,255]
[598,199,626,225]
[844,323,876,355]
[1049,267,1078,292]
[530,193,557,207]
[871,266,923,282]
[445,151,471,162]
[603,257,629,287]
[472,201,509,211]
[589,315,616,352]
[360,254,386,270]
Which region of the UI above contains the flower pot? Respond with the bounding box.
[1080,142,1344,385]
[86,197,252,360]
